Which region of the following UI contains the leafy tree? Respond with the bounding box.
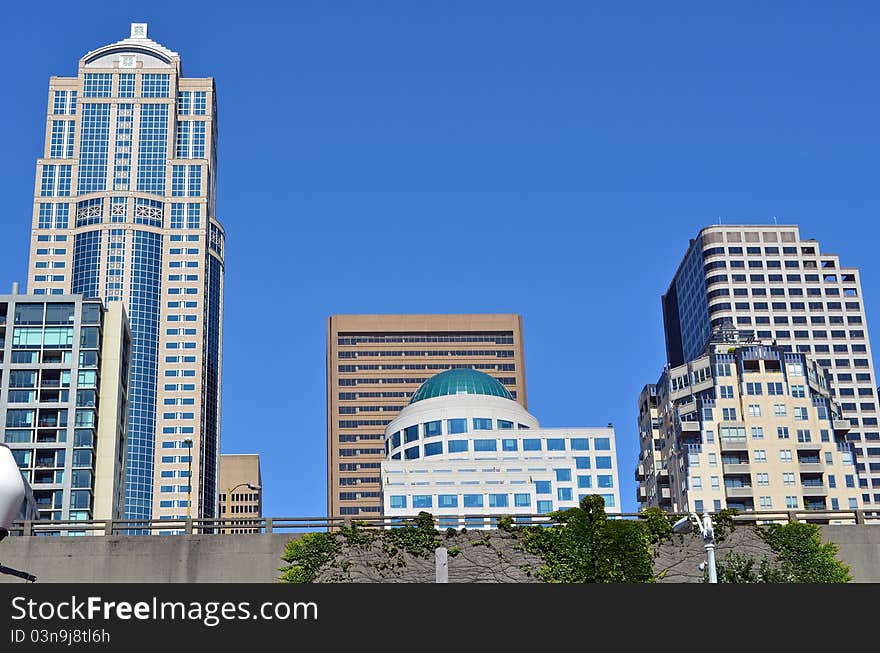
[521,495,654,583]
[761,522,851,583]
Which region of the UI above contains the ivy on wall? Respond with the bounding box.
[279,496,852,584]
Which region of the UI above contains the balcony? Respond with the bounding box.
[680,421,701,433]
[725,486,754,499]
[636,486,647,502]
[797,459,822,471]
[801,484,828,496]
[720,437,748,452]
[722,462,751,474]
[833,419,851,433]
[795,441,820,451]
[635,464,645,481]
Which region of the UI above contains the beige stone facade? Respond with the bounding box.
[218,454,262,534]
[327,314,527,518]
[637,333,862,518]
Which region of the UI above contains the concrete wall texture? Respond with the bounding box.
[0,525,877,583]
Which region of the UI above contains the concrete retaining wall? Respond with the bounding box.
[1,524,877,583]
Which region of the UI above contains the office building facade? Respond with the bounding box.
[25,24,225,524]
[327,314,527,518]
[383,369,620,526]
[636,332,861,517]
[218,454,262,533]
[1,293,131,529]
[659,224,877,509]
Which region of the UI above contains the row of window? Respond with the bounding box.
[82,73,171,99]
[338,349,515,359]
[388,492,618,512]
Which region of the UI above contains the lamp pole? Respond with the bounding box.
[672,511,717,583]
[183,438,193,520]
[225,482,261,533]
[700,512,717,584]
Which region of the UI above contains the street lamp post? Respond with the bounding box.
[183,438,193,520]
[225,482,261,533]
[672,511,717,583]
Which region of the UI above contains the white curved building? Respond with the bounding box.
[381,369,620,527]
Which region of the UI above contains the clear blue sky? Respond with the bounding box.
[2,2,880,516]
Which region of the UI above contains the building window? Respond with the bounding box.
[389,495,406,509]
[570,438,589,451]
[412,495,432,508]
[447,418,467,434]
[514,494,531,507]
[447,440,468,453]
[557,487,573,502]
[537,500,554,514]
[463,494,483,508]
[438,494,457,508]
[474,439,497,452]
[523,439,541,451]
[555,469,572,482]
[423,420,442,437]
[534,481,551,495]
[489,494,508,508]
[473,418,493,430]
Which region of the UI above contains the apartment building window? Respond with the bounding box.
[751,427,764,439]
[756,473,769,486]
[759,496,772,509]
[786,496,798,509]
[754,449,767,462]
[777,427,790,440]
[774,404,787,417]
[779,450,793,462]
[749,404,761,417]
[722,408,737,421]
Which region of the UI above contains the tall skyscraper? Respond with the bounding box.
[327,314,527,518]
[26,24,225,525]
[660,225,878,509]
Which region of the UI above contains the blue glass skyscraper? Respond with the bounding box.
[26,24,225,529]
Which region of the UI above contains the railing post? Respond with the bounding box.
[435,547,448,583]
[787,510,799,523]
[23,521,32,537]
[104,520,113,536]
[264,518,273,534]
[854,509,866,525]
[184,518,193,535]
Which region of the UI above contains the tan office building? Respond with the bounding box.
[327,314,527,517]
[636,329,862,517]
[24,23,225,529]
[218,454,262,533]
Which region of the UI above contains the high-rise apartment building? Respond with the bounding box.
[660,225,878,509]
[0,293,131,530]
[636,331,861,517]
[218,454,262,534]
[327,314,527,518]
[25,24,225,525]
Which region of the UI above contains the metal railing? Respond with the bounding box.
[6,508,880,537]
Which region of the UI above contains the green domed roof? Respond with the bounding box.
[409,368,513,405]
